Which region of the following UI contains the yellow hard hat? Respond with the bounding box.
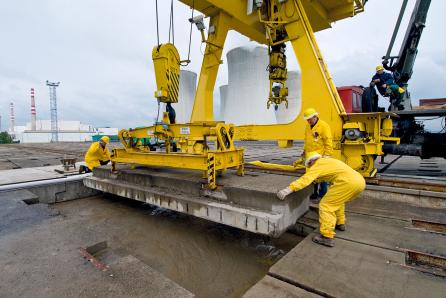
[303,108,318,120]
[100,136,110,144]
[376,65,384,71]
[398,87,405,94]
[305,151,322,167]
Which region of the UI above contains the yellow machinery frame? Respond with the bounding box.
[112,114,244,189]
[112,0,399,188]
[181,0,398,176]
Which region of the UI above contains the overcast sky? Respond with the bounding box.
[1,0,445,131]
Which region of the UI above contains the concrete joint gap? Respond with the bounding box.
[267,272,333,298]
[335,236,404,254]
[345,211,410,223]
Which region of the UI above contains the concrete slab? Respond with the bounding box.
[106,255,195,297]
[348,197,446,222]
[243,275,321,298]
[0,166,65,185]
[0,162,89,186]
[338,213,446,256]
[0,194,296,297]
[0,189,58,237]
[297,209,446,256]
[85,166,312,237]
[381,156,446,177]
[270,234,446,298]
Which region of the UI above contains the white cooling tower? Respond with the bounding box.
[275,70,301,124]
[223,46,276,125]
[219,84,228,120]
[175,70,197,123]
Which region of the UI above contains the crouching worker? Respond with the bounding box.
[277,152,365,247]
[79,136,111,173]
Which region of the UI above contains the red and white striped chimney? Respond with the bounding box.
[10,102,15,133]
[30,88,37,130]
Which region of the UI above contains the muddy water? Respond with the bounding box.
[56,194,303,297]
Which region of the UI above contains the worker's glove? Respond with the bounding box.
[277,187,293,200]
[293,158,304,168]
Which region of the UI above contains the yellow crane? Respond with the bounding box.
[111,0,399,189]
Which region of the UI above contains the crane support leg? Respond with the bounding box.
[190,12,230,122]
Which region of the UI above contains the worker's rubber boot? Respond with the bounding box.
[312,234,334,247]
[335,224,346,231]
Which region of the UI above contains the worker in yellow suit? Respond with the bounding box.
[79,136,111,173]
[278,152,365,247]
[301,108,333,202]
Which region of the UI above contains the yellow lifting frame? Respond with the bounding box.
[112,147,244,190]
[112,120,244,190]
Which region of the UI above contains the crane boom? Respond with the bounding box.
[383,0,431,87]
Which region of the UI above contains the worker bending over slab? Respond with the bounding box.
[79,136,111,173]
[277,152,365,247]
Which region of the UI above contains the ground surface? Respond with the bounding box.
[247,198,446,297]
[0,190,301,298]
[1,142,445,297]
[1,141,446,177]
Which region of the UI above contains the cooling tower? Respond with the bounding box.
[9,102,15,133]
[275,70,301,124]
[223,46,276,125]
[175,70,197,123]
[219,84,228,120]
[30,88,37,130]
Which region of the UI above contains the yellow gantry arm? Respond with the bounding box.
[190,12,231,122]
[183,0,360,154]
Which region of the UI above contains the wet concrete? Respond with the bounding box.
[0,192,303,297]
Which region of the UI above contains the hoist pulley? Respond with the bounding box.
[152,43,181,103]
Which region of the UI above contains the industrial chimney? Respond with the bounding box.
[10,102,15,133]
[30,88,37,130]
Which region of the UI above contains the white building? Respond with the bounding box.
[25,120,94,132]
[11,120,117,143]
[95,127,119,135]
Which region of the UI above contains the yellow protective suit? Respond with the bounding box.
[304,119,333,156]
[85,142,111,170]
[288,157,365,238]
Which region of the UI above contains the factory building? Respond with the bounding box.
[14,120,96,143]
[8,120,118,143]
